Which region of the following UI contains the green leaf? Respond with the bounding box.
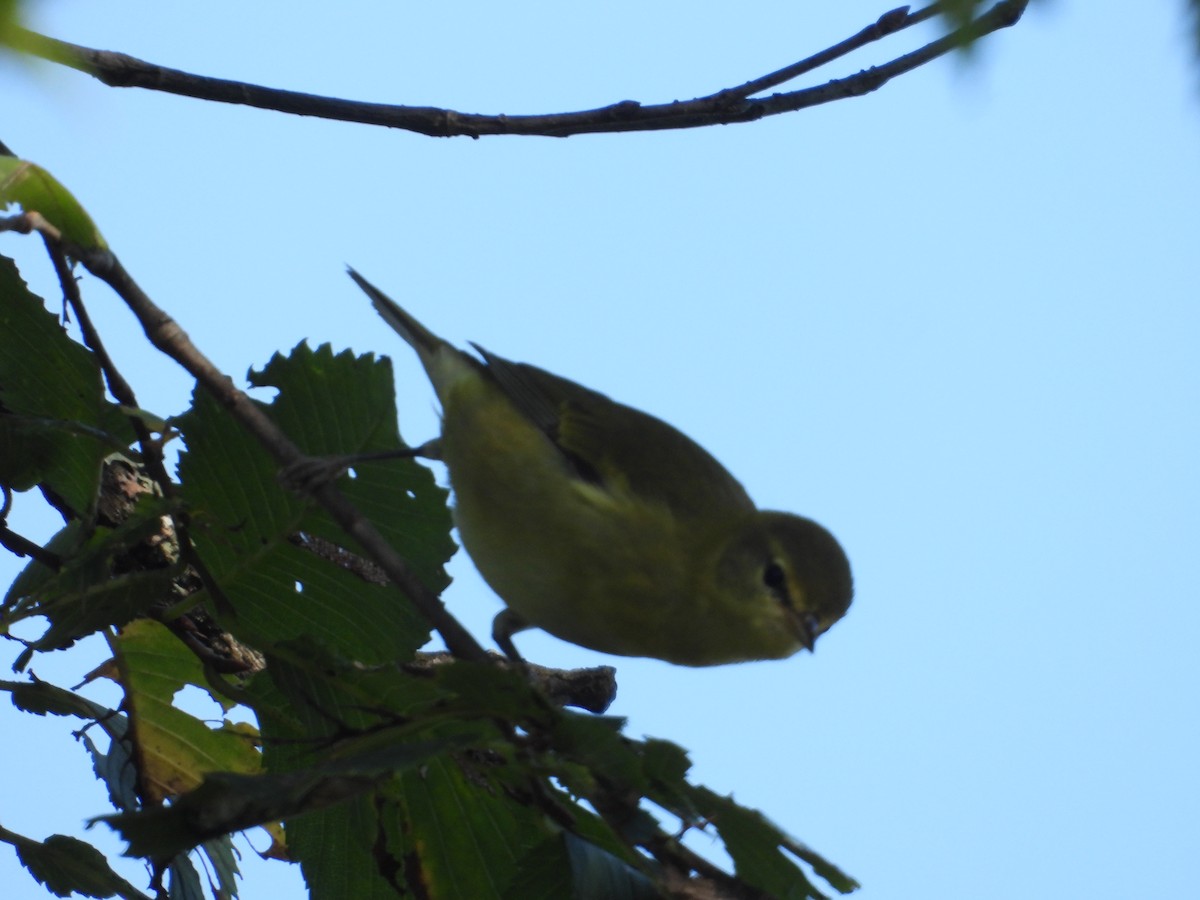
[176,386,420,662]
[109,619,263,803]
[935,0,1008,56]
[166,854,204,900]
[0,256,131,516]
[396,753,553,900]
[431,658,553,720]
[549,712,646,791]
[503,832,658,900]
[98,731,469,861]
[0,157,107,250]
[937,0,982,29]
[502,834,573,900]
[0,828,149,900]
[639,738,709,830]
[248,342,456,592]
[14,566,179,669]
[2,520,85,611]
[4,492,181,669]
[0,674,113,719]
[686,787,859,898]
[289,794,399,900]
[0,677,141,821]
[199,837,241,900]
[173,343,453,665]
[5,490,174,614]
[0,0,28,52]
[82,727,140,814]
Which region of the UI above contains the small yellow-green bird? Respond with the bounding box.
[349,269,852,666]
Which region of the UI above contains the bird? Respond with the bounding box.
[349,269,852,666]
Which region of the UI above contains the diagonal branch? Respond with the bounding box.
[15,1,1028,139]
[0,210,490,665]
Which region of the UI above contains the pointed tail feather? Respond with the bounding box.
[347,268,444,364]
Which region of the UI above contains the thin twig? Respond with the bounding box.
[724,5,935,100]
[14,2,1028,139]
[34,223,238,626]
[40,238,132,410]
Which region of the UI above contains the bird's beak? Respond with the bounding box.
[789,610,820,652]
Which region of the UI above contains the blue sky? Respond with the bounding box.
[2,1,1198,897]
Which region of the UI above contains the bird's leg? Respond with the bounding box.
[492,608,532,662]
[279,437,443,493]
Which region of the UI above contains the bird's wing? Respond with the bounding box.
[472,344,754,520]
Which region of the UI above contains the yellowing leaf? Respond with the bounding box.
[110,619,262,803]
[0,157,106,250]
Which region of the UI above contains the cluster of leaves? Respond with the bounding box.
[0,168,855,899]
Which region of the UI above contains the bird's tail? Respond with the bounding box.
[347,268,444,366]
[348,267,479,402]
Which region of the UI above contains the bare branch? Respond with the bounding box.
[724,5,936,100]
[405,650,618,714]
[15,2,1028,139]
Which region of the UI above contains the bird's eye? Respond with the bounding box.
[762,561,787,591]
